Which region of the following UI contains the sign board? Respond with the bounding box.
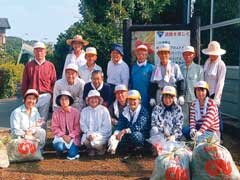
[131,30,190,65]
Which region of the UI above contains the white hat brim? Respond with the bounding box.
[86,96,103,105]
[202,48,226,56]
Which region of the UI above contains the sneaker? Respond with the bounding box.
[67,154,80,160]
[88,149,96,157]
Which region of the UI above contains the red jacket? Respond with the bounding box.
[22,60,56,94]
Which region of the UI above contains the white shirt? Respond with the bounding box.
[107,59,129,86]
[204,57,226,104]
[53,78,85,111]
[80,105,112,141]
[62,51,86,78]
[10,105,40,137]
[78,64,102,83]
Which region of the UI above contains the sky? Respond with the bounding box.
[0,0,81,43]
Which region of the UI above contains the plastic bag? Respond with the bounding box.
[0,140,9,168]
[150,147,191,180]
[7,138,43,163]
[195,131,220,145]
[191,140,240,179]
[148,135,187,155]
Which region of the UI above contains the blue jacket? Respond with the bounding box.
[115,105,151,138]
[131,62,154,108]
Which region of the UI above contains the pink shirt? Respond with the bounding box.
[51,107,81,146]
[22,60,57,94]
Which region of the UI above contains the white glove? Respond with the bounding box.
[195,131,202,137]
[178,96,185,105]
[214,97,221,106]
[149,98,156,107]
[190,129,197,139]
[167,135,175,141]
[107,135,119,155]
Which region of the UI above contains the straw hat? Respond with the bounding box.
[24,89,39,99]
[86,90,103,105]
[202,41,226,55]
[56,90,74,106]
[66,35,89,46]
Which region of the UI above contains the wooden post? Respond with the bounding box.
[191,14,201,64]
[122,18,132,66]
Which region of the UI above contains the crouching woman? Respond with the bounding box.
[51,90,80,160]
[111,90,151,154]
[10,89,46,150]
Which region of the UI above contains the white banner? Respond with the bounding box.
[155,30,190,65]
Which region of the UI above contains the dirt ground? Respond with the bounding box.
[0,131,239,180]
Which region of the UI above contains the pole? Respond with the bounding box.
[122,18,132,66]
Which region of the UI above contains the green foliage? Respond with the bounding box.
[0,47,15,64]
[0,63,24,98]
[54,0,182,76]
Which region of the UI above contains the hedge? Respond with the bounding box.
[0,63,24,98]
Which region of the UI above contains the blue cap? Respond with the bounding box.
[111,44,124,56]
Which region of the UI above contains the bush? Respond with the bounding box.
[0,63,24,98]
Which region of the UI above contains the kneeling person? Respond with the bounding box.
[51,91,81,160]
[112,90,150,154]
[80,90,112,156]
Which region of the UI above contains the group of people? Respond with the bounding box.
[10,34,226,160]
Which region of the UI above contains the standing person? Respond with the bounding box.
[151,43,185,105]
[78,47,102,83]
[202,41,226,141]
[131,44,154,109]
[108,84,128,127]
[22,42,56,125]
[180,46,203,131]
[51,91,81,160]
[110,90,151,154]
[80,90,112,156]
[188,81,220,140]
[10,89,46,151]
[53,63,85,111]
[62,35,89,78]
[107,44,129,92]
[83,70,111,107]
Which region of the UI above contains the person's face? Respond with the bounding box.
[24,95,37,109]
[128,98,140,111]
[162,94,174,107]
[209,55,219,61]
[115,90,127,104]
[91,73,103,88]
[88,96,100,108]
[72,41,83,52]
[136,49,148,63]
[111,50,122,64]
[60,95,70,108]
[183,51,195,66]
[34,48,46,62]
[85,54,97,66]
[157,51,170,66]
[196,87,207,102]
[65,69,78,85]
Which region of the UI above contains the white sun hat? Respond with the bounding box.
[85,47,97,55]
[157,43,171,52]
[183,45,195,53]
[202,41,226,55]
[114,84,128,93]
[34,42,46,49]
[86,90,103,104]
[127,90,141,99]
[65,63,79,73]
[161,86,176,96]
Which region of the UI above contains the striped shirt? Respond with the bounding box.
[190,98,219,133]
